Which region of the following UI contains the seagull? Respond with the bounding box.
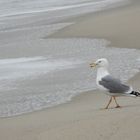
[90,58,140,109]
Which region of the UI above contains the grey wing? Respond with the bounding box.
[99,75,130,93]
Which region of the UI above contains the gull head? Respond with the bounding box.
[90,58,109,68]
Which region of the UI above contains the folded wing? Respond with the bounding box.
[99,75,130,93]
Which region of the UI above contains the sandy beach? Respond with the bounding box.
[0,0,140,140]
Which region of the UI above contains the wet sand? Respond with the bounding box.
[50,1,140,49]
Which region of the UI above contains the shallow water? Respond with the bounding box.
[0,0,127,17]
[0,38,140,117]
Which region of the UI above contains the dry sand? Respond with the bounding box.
[0,1,140,140]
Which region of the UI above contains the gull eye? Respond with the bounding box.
[98,61,101,63]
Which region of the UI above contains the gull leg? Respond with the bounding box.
[113,96,121,108]
[105,96,112,109]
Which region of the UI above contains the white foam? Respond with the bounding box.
[0,56,45,65]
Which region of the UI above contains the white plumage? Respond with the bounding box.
[90,58,140,109]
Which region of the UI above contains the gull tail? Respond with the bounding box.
[130,91,140,97]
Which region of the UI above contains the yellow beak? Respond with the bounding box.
[90,62,96,68]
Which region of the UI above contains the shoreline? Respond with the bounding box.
[49,0,140,49]
[0,0,140,140]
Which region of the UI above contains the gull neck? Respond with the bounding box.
[97,67,109,79]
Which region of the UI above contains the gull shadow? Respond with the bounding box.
[98,103,140,111]
[121,103,140,109]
